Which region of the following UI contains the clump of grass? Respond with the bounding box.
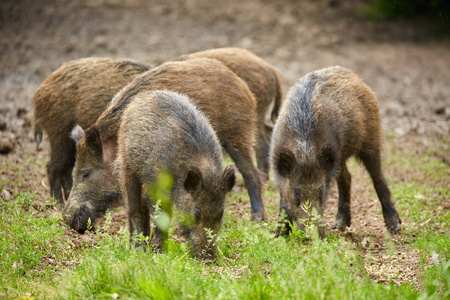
[52,211,423,299]
[0,192,75,299]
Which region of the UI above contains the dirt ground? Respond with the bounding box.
[1,0,449,288]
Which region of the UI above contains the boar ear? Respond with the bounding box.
[70,125,85,145]
[277,151,295,177]
[184,167,202,194]
[320,146,335,171]
[85,127,103,163]
[222,164,236,192]
[101,139,117,166]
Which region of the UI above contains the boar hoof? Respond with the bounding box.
[386,217,401,235]
[333,212,351,231]
[200,257,216,264]
[332,219,349,231]
[135,244,147,252]
[131,239,148,251]
[250,211,265,222]
[150,242,163,254]
[274,226,290,237]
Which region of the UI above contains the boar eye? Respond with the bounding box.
[81,170,91,181]
[293,188,301,207]
[194,207,201,220]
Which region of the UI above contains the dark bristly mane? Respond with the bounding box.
[286,72,318,141]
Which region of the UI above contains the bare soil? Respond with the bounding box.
[1,0,449,288]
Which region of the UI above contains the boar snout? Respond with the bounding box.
[66,204,95,234]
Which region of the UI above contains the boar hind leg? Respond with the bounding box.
[48,137,76,206]
[61,139,76,201]
[224,144,265,222]
[61,171,73,201]
[126,173,150,250]
[359,151,401,234]
[254,125,272,183]
[333,164,352,231]
[47,161,63,206]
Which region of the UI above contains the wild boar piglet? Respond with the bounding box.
[32,57,149,204]
[118,90,235,262]
[270,66,401,237]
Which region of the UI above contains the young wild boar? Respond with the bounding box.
[64,58,264,234]
[271,66,401,237]
[179,48,284,180]
[31,57,149,205]
[118,90,235,261]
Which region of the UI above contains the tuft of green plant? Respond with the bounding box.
[287,200,321,241]
[145,171,174,239]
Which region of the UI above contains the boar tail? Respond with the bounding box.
[271,71,284,123]
[34,123,43,151]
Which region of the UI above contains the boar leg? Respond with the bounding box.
[61,170,73,201]
[47,161,63,205]
[359,151,401,234]
[224,144,265,221]
[61,138,76,201]
[126,173,150,250]
[254,125,272,183]
[333,164,352,231]
[48,137,76,206]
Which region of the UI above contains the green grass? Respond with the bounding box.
[384,144,450,299]
[0,141,449,299]
[0,192,81,299]
[56,217,418,299]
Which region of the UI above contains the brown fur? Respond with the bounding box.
[179,48,284,179]
[271,66,401,237]
[118,90,235,261]
[31,57,149,204]
[65,57,266,234]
